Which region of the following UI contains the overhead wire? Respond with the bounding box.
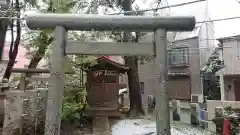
[108,0,206,15]
[0,0,239,25]
[3,0,240,57]
[0,0,204,19]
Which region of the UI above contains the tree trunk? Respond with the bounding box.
[3,0,21,80]
[27,46,47,71]
[26,1,54,76]
[123,0,144,116]
[0,0,10,62]
[125,56,144,116]
[0,24,7,61]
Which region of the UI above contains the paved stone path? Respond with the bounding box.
[111,119,212,135]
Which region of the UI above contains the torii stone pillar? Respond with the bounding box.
[25,13,195,135]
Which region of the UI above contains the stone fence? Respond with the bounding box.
[5,88,240,135]
[168,100,240,133]
[2,89,47,135]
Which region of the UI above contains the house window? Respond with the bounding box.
[140,82,144,94]
[168,47,189,66]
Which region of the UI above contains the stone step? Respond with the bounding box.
[93,116,112,135]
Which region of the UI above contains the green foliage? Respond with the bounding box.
[201,49,223,100]
[61,87,86,122]
[212,106,240,135]
[61,55,97,122]
[200,52,224,74]
[61,102,82,122]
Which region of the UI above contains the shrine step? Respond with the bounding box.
[118,107,130,113]
[83,110,122,117]
[83,106,122,117]
[85,106,117,111]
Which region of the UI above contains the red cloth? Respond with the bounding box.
[223,119,230,135]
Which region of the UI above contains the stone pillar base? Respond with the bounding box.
[93,116,112,135]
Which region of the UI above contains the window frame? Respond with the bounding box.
[168,47,189,67]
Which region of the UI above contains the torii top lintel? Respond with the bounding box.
[25,13,196,31]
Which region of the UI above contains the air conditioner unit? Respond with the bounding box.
[191,95,198,103]
[191,94,203,103]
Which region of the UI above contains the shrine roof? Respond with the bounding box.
[96,56,129,71]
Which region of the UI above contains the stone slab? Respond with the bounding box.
[92,116,112,135]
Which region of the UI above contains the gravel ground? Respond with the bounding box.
[111,119,213,135]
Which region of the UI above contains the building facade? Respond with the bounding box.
[216,35,240,101]
[138,1,216,107]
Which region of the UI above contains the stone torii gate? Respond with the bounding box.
[25,13,196,135]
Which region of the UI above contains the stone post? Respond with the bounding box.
[172,99,180,121]
[2,91,22,135]
[35,89,48,134]
[190,103,199,125]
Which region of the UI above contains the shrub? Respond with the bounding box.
[212,106,240,135]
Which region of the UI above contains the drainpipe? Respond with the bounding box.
[237,40,240,59]
[219,40,224,63]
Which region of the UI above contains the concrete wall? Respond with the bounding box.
[217,37,240,101]
[223,76,236,101]
[138,59,155,107]
[220,38,240,75]
[219,74,240,101]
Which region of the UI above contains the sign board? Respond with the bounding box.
[93,70,117,77]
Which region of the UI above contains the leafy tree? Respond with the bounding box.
[2,0,21,80]
[8,0,160,118]
[23,0,118,75]
[108,1,148,116]
[61,55,97,122]
[201,53,224,74]
[21,0,118,122]
[201,48,224,100]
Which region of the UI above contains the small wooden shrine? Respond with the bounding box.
[85,56,129,113]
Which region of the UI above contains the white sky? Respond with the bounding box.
[133,0,240,38]
[5,0,240,41]
[209,0,240,38]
